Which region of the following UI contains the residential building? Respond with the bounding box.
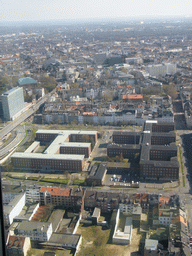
[39,187,84,211]
[6,235,31,256]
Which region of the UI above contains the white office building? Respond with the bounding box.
[145,63,177,77]
[1,86,25,121]
[112,209,132,245]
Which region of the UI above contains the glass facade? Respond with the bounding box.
[1,87,25,121]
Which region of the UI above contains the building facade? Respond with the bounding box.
[108,121,179,181]
[6,236,31,256]
[39,187,84,212]
[15,221,52,242]
[4,194,26,226]
[11,130,97,172]
[1,87,25,121]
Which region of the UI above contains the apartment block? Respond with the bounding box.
[39,187,84,211]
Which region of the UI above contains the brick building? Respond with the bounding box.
[107,143,140,159]
[60,142,91,158]
[112,131,141,144]
[11,153,85,172]
[108,121,179,181]
[140,121,179,181]
[86,163,107,186]
[11,130,97,173]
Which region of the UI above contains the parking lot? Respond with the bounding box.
[103,174,140,187]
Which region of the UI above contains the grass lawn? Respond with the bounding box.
[73,179,85,185]
[5,173,69,185]
[27,248,72,256]
[40,177,69,185]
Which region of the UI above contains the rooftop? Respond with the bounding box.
[1,86,22,96]
[7,235,25,249]
[36,129,97,135]
[40,187,71,197]
[47,233,81,247]
[16,221,51,232]
[17,77,37,86]
[11,152,84,160]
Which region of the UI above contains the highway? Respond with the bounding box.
[0,125,25,158]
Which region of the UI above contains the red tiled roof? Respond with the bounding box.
[7,236,25,249]
[123,94,143,100]
[40,187,71,196]
[83,112,95,116]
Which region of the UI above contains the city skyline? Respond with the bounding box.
[1,0,192,22]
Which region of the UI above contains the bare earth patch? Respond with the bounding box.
[76,225,141,256]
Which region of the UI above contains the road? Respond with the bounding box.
[1,97,192,234]
[0,92,52,141]
[0,125,25,158]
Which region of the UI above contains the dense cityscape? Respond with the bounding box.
[0,17,192,256]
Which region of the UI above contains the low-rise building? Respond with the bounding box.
[45,233,82,252]
[112,209,132,245]
[86,163,107,186]
[6,235,31,256]
[14,221,52,242]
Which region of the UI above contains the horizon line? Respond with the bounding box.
[0,15,192,26]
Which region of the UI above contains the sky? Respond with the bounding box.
[0,0,192,22]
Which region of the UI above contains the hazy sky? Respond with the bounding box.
[1,0,192,22]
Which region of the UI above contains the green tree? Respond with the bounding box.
[163,85,177,100]
[39,75,56,92]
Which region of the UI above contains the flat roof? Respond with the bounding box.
[48,233,81,247]
[113,131,141,136]
[36,129,97,135]
[124,217,132,234]
[146,120,158,124]
[25,141,40,153]
[145,239,158,250]
[92,207,101,218]
[88,163,107,180]
[11,152,84,161]
[1,86,22,96]
[4,194,25,214]
[108,143,140,150]
[107,162,131,169]
[60,142,91,148]
[16,221,51,232]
